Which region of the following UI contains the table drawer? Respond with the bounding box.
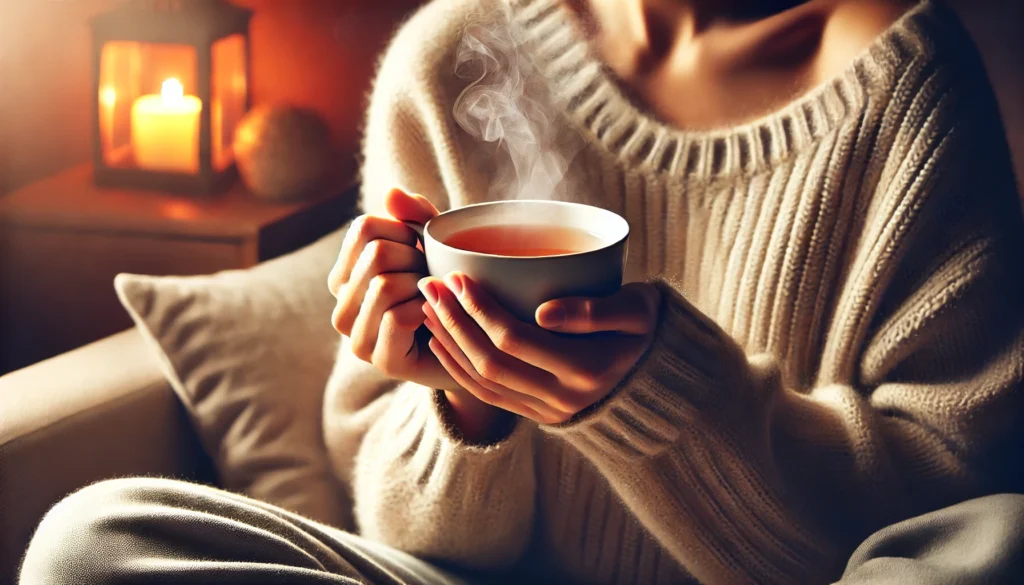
[0,227,248,372]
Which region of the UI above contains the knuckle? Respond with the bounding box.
[379,309,398,334]
[549,392,586,414]
[492,327,521,354]
[368,274,395,299]
[475,354,504,383]
[381,308,412,333]
[352,215,374,241]
[364,240,389,272]
[568,365,604,393]
[385,304,422,334]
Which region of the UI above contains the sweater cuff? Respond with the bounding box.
[362,386,535,495]
[544,280,760,461]
[427,389,530,454]
[354,385,537,569]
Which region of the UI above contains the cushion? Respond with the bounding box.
[114,227,351,528]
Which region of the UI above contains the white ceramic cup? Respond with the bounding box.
[410,200,630,322]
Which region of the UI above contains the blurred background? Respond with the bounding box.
[0,0,422,198]
[0,0,1021,199]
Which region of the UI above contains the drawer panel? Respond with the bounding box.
[0,228,246,373]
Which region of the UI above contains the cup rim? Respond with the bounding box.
[423,200,630,260]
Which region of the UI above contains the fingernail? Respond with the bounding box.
[419,280,438,305]
[540,305,565,328]
[445,273,464,296]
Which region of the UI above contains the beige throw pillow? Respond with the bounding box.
[114,228,350,528]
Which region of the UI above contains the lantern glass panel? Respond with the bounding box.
[97,41,198,172]
[212,34,247,172]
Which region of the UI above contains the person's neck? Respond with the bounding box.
[588,0,815,47]
[649,0,737,34]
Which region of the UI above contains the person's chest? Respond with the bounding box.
[583,0,912,132]
[553,139,867,388]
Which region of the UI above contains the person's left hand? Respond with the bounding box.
[419,273,661,424]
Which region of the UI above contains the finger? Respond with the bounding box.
[436,274,600,415]
[429,338,520,416]
[347,295,457,391]
[348,273,422,361]
[334,241,426,336]
[384,187,440,225]
[536,282,661,335]
[444,273,573,373]
[423,304,568,422]
[329,215,420,295]
[421,278,558,391]
[428,337,552,423]
[373,297,427,377]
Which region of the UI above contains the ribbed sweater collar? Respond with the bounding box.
[506,0,948,182]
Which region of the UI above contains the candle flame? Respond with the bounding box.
[161,78,185,103]
[100,87,117,107]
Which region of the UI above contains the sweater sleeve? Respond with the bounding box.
[324,0,538,569]
[350,380,537,570]
[542,79,1024,584]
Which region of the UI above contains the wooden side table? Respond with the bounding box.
[0,164,357,374]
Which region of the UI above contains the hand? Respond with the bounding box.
[328,187,454,390]
[419,273,661,424]
[329,188,511,442]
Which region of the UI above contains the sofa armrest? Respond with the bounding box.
[0,329,213,584]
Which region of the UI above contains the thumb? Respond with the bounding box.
[536,283,661,335]
[385,187,439,224]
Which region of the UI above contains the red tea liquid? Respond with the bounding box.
[442,225,603,257]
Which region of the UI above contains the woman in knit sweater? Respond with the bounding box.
[19,0,1024,584]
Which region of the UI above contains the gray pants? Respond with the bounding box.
[18,478,1024,585]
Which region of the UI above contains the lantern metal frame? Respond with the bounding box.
[90,0,253,194]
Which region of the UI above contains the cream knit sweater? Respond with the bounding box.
[323,1,1024,583]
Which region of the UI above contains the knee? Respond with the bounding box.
[18,478,180,585]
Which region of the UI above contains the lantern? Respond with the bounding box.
[90,0,252,194]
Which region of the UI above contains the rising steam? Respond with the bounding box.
[453,12,583,201]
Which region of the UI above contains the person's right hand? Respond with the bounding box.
[329,187,452,389]
[329,187,514,441]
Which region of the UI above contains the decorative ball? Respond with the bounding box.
[234,105,335,201]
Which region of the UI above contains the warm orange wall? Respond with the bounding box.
[1,1,1022,197]
[0,0,422,196]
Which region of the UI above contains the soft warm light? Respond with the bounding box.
[100,87,117,107]
[161,78,185,103]
[160,201,200,220]
[132,79,202,173]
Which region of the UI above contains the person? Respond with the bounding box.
[19,0,1024,584]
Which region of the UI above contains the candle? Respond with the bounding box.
[131,78,202,173]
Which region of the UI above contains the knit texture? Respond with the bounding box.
[323,1,1024,583]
